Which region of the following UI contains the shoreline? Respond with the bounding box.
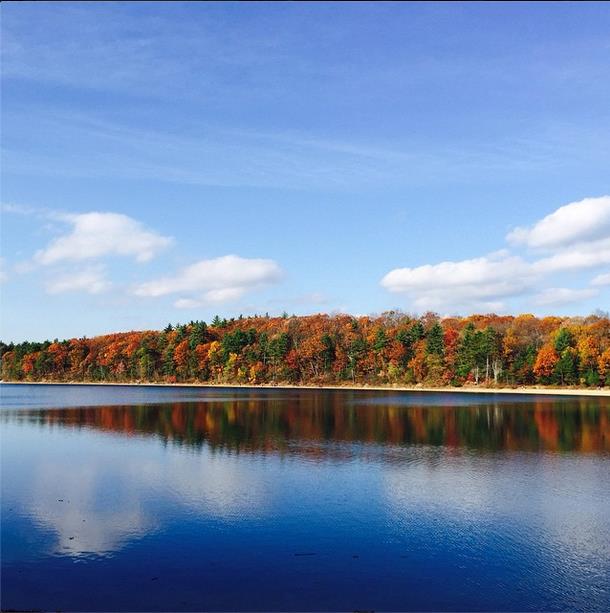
[2,380,609,397]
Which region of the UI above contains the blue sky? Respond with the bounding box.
[1,2,609,342]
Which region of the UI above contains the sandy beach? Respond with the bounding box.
[2,380,609,397]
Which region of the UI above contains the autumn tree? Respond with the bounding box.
[533,345,559,382]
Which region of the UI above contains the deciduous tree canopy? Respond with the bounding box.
[2,312,609,388]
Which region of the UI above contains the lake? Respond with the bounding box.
[1,384,609,611]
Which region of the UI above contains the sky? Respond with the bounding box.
[1,1,610,343]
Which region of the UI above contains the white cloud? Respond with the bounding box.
[45,268,111,295]
[507,196,610,249]
[380,253,536,312]
[533,238,610,273]
[174,298,202,310]
[592,272,610,287]
[134,255,283,306]
[533,287,598,306]
[203,287,248,303]
[174,288,247,309]
[35,212,172,265]
[381,195,610,312]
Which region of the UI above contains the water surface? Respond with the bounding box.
[1,384,609,611]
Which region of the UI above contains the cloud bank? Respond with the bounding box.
[381,196,609,312]
[381,253,535,312]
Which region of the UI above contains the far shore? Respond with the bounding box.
[2,380,609,397]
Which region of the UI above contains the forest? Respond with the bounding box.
[2,311,610,388]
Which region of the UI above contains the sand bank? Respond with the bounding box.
[2,380,609,397]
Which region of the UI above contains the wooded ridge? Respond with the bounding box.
[2,312,609,388]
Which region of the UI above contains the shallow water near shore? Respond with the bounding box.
[1,383,609,611]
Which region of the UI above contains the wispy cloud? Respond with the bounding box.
[533,287,598,307]
[0,258,8,283]
[592,272,610,287]
[45,267,111,295]
[6,100,609,192]
[1,202,45,216]
[3,2,610,195]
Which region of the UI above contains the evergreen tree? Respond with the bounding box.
[162,343,176,377]
[188,321,208,350]
[347,337,367,382]
[554,328,573,353]
[321,334,335,371]
[554,347,578,385]
[269,333,290,362]
[456,323,477,380]
[409,321,425,342]
[425,323,445,357]
[396,328,415,364]
[374,329,388,353]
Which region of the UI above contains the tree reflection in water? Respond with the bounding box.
[5,392,608,455]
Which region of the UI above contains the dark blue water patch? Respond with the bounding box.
[3,492,608,611]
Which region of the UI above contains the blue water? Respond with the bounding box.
[1,384,609,611]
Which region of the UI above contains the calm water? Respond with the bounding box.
[1,384,609,612]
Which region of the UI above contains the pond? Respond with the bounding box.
[1,384,609,611]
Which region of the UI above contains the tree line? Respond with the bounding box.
[2,311,609,388]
